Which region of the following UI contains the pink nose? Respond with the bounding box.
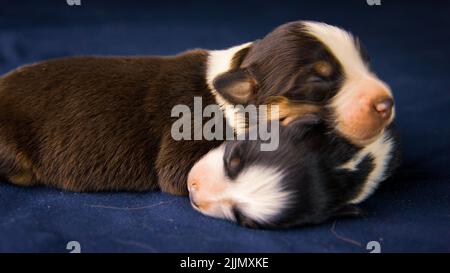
[374,97,394,121]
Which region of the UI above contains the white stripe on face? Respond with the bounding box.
[227,165,290,224]
[187,143,291,224]
[303,21,370,80]
[303,21,395,144]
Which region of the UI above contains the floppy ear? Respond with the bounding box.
[213,68,257,104]
[266,96,322,126]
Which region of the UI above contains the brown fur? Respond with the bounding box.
[266,96,322,125]
[0,51,222,195]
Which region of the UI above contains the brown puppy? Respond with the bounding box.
[0,53,222,194]
[0,21,394,195]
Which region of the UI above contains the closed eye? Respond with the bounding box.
[287,79,337,102]
[306,75,325,84]
[223,143,245,180]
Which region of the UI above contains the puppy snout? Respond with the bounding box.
[333,77,395,144]
[187,146,231,216]
[374,97,394,121]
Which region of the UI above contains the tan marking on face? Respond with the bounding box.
[314,61,333,77]
[229,156,241,171]
[266,96,322,125]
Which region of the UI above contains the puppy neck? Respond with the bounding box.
[206,42,253,134]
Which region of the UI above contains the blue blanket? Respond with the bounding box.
[0,0,449,252]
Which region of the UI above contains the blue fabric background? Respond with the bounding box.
[0,0,449,252]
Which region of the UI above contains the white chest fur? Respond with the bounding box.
[338,131,394,204]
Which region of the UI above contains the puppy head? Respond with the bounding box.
[211,21,395,146]
[187,117,365,228]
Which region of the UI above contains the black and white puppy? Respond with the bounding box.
[187,116,400,228]
[210,21,395,146]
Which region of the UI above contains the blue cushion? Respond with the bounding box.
[0,0,449,252]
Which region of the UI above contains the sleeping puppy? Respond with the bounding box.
[0,21,394,195]
[187,116,400,228]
